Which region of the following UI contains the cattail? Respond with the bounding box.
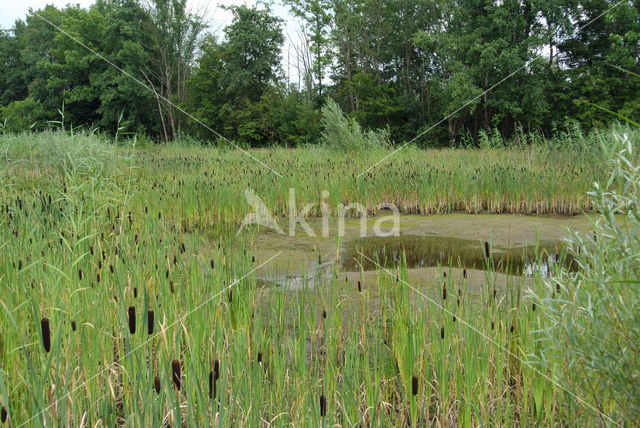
[97,272,101,283]
[463,268,467,279]
[491,321,495,330]
[71,320,76,332]
[41,317,51,353]
[166,269,169,279]
[440,326,445,339]
[532,302,536,312]
[128,306,136,334]
[322,309,327,319]
[147,309,154,335]
[484,241,490,258]
[213,359,220,381]
[172,360,181,390]
[134,287,138,299]
[228,289,233,303]
[1,405,6,423]
[442,284,447,300]
[510,324,515,333]
[452,315,456,323]
[170,280,174,294]
[210,259,214,269]
[319,394,326,417]
[556,283,561,293]
[251,255,255,263]
[443,271,447,278]
[411,375,418,395]
[357,281,361,292]
[493,289,497,299]
[154,376,161,394]
[257,352,263,365]
[110,264,114,274]
[209,370,215,398]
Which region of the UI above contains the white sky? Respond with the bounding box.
[0,0,297,32]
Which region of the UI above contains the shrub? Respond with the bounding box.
[320,98,390,151]
[530,130,640,424]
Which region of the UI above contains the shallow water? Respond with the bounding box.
[341,234,571,274]
[245,213,593,289]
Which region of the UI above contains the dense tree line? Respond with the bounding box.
[0,0,638,146]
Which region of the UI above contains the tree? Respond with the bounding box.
[284,0,332,101]
[222,5,284,103]
[147,0,206,140]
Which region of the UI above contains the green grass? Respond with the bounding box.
[0,127,636,426]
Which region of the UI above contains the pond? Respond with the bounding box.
[245,213,594,289]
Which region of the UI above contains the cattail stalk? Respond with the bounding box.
[172,360,181,390]
[319,394,326,417]
[148,310,154,335]
[128,306,136,334]
[41,317,51,353]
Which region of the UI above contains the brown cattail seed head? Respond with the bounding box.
[128,306,136,334]
[228,289,233,303]
[41,317,51,353]
[411,375,418,395]
[322,309,327,319]
[154,376,161,394]
[463,268,467,279]
[357,281,361,292]
[172,360,181,390]
[71,320,76,332]
[319,394,326,417]
[484,241,490,258]
[442,284,447,300]
[1,405,7,423]
[257,352,263,364]
[147,309,154,335]
[213,359,220,380]
[440,326,445,339]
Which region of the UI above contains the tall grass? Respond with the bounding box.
[0,127,634,425]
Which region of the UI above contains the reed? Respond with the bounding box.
[0,128,635,426]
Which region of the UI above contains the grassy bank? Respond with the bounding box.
[0,127,636,425]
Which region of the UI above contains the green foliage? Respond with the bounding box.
[321,98,390,151]
[0,98,48,132]
[531,131,640,424]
